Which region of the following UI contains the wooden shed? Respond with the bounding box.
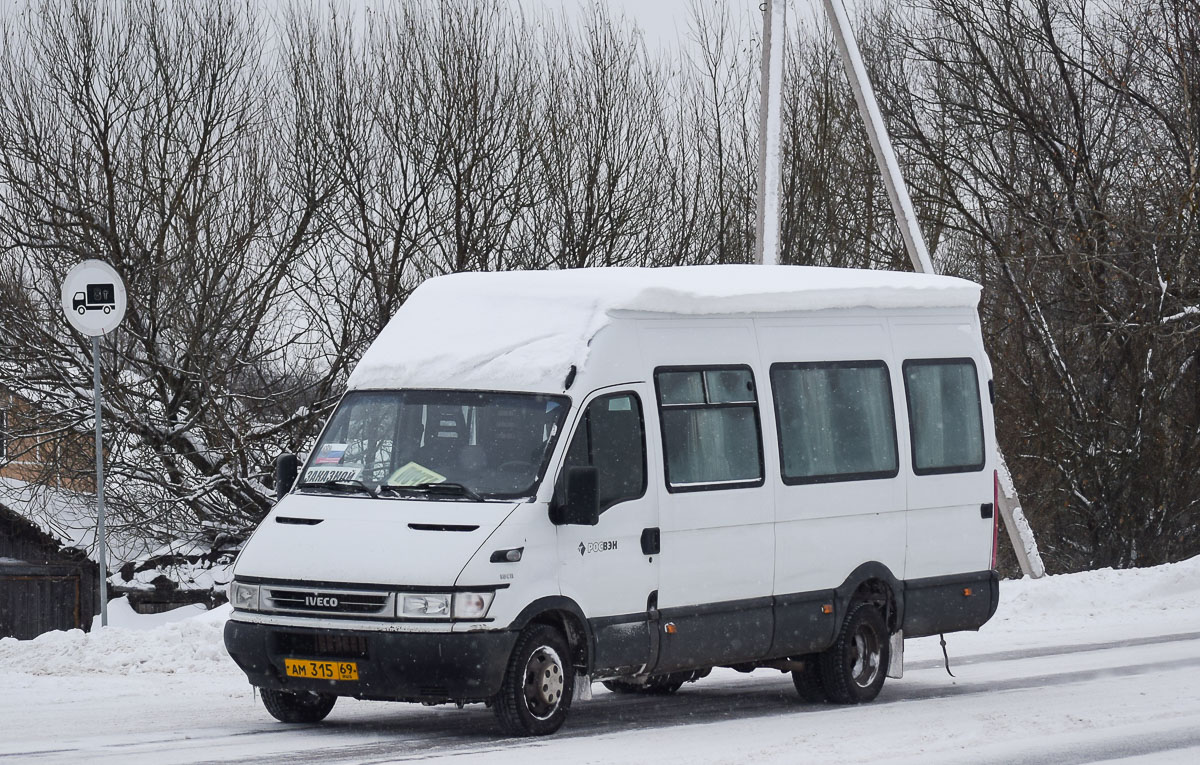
[0,502,100,639]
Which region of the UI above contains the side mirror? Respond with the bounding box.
[275,453,299,502]
[552,466,599,526]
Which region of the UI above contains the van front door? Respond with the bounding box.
[555,387,660,678]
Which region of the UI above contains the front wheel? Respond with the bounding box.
[493,624,575,736]
[260,688,336,723]
[818,602,890,704]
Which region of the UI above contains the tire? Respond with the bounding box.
[818,602,890,705]
[260,688,337,723]
[493,624,575,737]
[791,656,829,703]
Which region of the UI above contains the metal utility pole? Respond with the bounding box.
[754,0,786,266]
[92,337,109,624]
[754,0,1045,576]
[820,0,933,275]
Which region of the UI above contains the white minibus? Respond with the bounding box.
[224,265,1000,736]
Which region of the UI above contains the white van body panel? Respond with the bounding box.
[235,494,518,587]
[636,321,775,613]
[452,501,561,627]
[553,382,660,614]
[890,313,997,579]
[757,313,908,596]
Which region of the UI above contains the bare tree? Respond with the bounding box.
[523,4,666,270]
[0,0,335,545]
[863,0,1200,570]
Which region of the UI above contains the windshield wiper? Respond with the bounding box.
[379,482,483,502]
[297,479,377,498]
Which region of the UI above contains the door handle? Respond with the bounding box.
[640,527,660,556]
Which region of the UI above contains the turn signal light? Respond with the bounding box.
[821,604,833,614]
[664,622,677,634]
[963,588,973,597]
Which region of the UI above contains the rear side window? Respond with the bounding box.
[561,393,646,512]
[903,359,985,475]
[655,366,763,492]
[771,361,899,484]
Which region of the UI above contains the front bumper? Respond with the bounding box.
[224,618,518,703]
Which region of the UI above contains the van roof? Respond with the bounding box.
[347,265,981,394]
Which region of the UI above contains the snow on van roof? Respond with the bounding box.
[347,265,981,392]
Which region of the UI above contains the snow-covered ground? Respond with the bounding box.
[2,560,1199,764]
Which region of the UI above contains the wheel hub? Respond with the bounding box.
[850,626,882,688]
[523,645,565,720]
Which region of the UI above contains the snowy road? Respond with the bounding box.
[3,560,1200,764]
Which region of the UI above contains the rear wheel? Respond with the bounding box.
[493,624,575,736]
[260,688,336,723]
[819,602,889,704]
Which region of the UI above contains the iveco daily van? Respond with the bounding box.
[224,265,1001,736]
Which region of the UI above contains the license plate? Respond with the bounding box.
[283,659,359,681]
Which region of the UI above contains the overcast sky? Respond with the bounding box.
[522,1,828,52]
[527,0,759,49]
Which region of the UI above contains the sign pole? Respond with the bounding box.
[93,334,108,627]
[61,259,126,627]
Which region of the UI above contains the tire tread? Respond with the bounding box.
[493,624,574,737]
[818,601,889,705]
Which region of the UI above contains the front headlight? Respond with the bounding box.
[229,581,260,611]
[395,591,495,619]
[400,593,451,618]
[452,591,495,620]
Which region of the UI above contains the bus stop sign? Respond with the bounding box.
[61,260,126,336]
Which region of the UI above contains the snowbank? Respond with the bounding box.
[0,602,233,676]
[979,554,1200,646]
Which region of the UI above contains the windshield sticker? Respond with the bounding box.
[387,462,447,486]
[313,443,348,465]
[304,465,363,483]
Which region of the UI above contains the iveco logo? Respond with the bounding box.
[305,595,339,608]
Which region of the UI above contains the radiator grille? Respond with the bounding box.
[262,587,393,618]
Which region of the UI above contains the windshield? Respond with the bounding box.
[298,390,570,500]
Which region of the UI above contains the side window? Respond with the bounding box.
[561,393,646,511]
[771,361,898,484]
[654,366,764,492]
[903,359,985,475]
